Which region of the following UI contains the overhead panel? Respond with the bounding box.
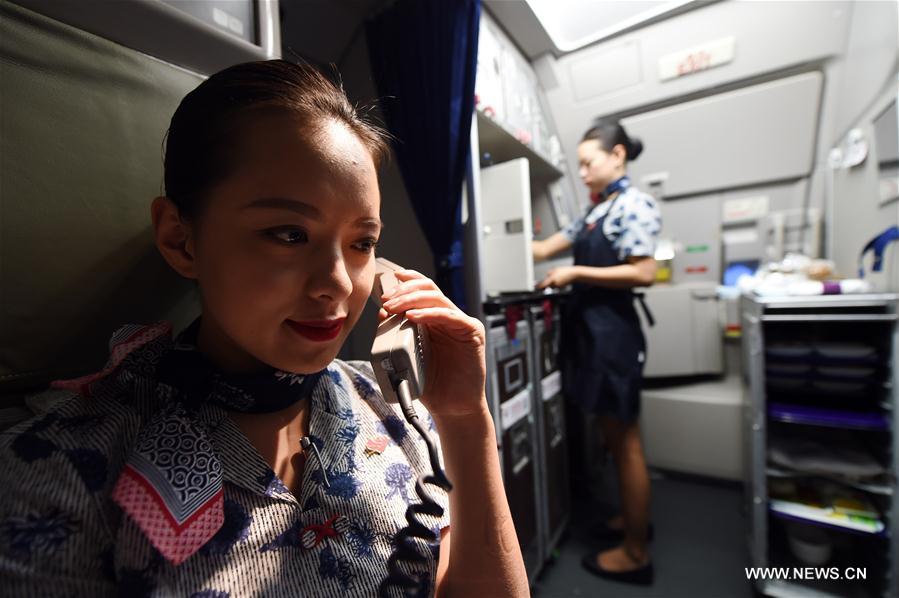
[569,40,642,102]
[622,71,823,198]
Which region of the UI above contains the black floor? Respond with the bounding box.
[532,470,755,598]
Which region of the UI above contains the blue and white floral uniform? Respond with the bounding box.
[0,321,449,597]
[561,180,661,262]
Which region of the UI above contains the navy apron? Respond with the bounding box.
[561,189,647,422]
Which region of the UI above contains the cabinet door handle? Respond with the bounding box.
[690,289,718,300]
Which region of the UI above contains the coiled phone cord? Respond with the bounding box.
[379,379,453,597]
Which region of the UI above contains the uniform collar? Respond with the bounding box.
[590,175,630,205]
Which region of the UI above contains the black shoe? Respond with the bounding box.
[581,553,654,585]
[591,521,655,542]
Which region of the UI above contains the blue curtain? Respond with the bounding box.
[366,0,480,311]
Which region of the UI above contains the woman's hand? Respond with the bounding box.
[379,269,486,417]
[537,265,580,289]
[380,271,529,596]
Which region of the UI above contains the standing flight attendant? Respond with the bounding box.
[532,121,660,585]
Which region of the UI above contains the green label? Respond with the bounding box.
[686,244,709,253]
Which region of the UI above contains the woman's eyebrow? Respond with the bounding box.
[244,197,322,219]
[246,197,381,230]
[355,218,383,232]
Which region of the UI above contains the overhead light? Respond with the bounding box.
[525,0,696,52]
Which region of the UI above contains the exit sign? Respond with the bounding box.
[659,37,735,81]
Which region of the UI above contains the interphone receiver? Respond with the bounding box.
[369,258,451,597]
[370,258,430,412]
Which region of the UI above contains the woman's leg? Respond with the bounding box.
[595,415,651,570]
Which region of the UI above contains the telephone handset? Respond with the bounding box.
[370,257,431,421]
[369,258,452,597]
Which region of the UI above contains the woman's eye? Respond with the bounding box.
[265,228,308,244]
[353,237,381,253]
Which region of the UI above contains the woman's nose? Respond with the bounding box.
[308,249,353,302]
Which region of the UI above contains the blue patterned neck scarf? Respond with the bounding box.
[157,319,325,414]
[589,175,631,205]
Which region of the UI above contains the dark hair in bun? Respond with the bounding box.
[581,120,643,161]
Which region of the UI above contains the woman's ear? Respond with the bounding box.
[611,143,628,165]
[151,196,198,279]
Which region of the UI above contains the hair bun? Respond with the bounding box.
[581,121,644,163]
[627,137,643,161]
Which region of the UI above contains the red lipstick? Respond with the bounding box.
[286,318,345,342]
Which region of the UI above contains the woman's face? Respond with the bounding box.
[577,139,623,193]
[186,114,381,374]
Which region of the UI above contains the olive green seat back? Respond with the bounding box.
[1,0,203,400]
